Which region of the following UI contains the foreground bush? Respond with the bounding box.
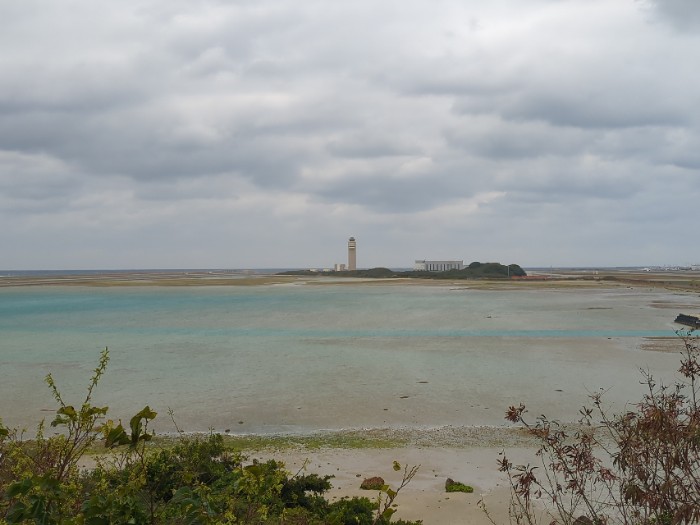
[0,349,421,524]
[497,330,700,525]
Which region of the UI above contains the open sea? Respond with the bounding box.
[0,280,696,435]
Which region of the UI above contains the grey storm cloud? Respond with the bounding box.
[645,0,700,31]
[1,0,699,269]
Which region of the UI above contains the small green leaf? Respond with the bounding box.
[28,496,47,519]
[50,416,70,428]
[104,424,130,448]
[84,405,109,418]
[6,501,28,522]
[244,465,262,477]
[7,478,33,498]
[134,406,157,421]
[57,405,77,419]
[86,517,111,525]
[37,475,60,493]
[129,406,157,443]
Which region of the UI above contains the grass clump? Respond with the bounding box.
[445,478,474,493]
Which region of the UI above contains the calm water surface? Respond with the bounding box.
[0,283,695,433]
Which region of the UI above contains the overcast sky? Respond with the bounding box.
[2,0,699,270]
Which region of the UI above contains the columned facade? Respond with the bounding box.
[414,260,464,272]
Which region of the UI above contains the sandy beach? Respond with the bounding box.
[202,424,568,524]
[238,438,541,525]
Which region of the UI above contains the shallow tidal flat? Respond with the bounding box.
[1,273,698,440]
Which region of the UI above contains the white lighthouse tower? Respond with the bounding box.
[348,237,357,271]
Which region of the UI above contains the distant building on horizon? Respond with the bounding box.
[414,260,464,272]
[348,237,357,271]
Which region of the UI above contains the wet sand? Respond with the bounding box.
[2,272,698,434]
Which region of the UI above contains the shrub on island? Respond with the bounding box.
[280,262,527,280]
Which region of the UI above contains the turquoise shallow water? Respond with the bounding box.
[0,283,695,434]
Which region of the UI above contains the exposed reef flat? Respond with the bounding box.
[2,267,699,292]
[160,425,542,452]
[0,271,293,287]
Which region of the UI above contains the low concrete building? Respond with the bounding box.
[414,260,464,272]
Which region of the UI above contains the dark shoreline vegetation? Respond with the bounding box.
[279,262,527,279]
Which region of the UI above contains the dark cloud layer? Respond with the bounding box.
[646,0,700,31]
[1,0,699,269]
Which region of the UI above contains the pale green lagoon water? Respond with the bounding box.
[0,283,696,434]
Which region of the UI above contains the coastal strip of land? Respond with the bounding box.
[2,267,699,292]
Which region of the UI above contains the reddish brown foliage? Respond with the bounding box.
[498,330,700,525]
